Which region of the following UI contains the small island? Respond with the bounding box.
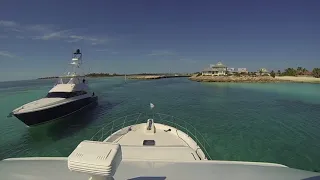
[189,62,320,84]
[189,75,282,83]
[38,73,191,80]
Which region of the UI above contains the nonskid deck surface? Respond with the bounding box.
[109,124,188,146]
[104,123,203,161]
[1,158,319,180]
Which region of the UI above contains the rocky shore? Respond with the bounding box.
[189,75,283,83]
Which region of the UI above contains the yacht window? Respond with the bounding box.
[46,92,71,98]
[46,91,87,98]
[143,140,155,146]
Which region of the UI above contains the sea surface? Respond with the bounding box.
[0,77,320,171]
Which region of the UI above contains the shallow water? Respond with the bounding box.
[0,77,319,171]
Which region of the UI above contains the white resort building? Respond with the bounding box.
[202,62,227,76]
[258,68,269,75]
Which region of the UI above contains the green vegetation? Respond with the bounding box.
[277,70,281,75]
[281,68,297,76]
[297,67,308,75]
[312,68,320,78]
[85,73,121,77]
[280,67,309,76]
[38,76,59,79]
[270,70,275,78]
[275,67,320,78]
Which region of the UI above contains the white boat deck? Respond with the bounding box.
[103,121,206,161]
[111,125,188,146]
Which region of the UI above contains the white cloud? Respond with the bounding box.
[26,24,54,33]
[147,50,176,56]
[0,20,24,32]
[35,30,71,40]
[68,35,107,45]
[0,20,108,45]
[0,20,18,27]
[0,51,15,58]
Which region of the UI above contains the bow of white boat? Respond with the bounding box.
[91,113,212,161]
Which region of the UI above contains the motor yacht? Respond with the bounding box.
[11,49,98,126]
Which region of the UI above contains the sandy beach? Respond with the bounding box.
[275,76,320,83]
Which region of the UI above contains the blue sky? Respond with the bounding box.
[0,0,319,81]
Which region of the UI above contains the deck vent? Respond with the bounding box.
[68,140,122,180]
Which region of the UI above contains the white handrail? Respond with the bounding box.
[89,112,212,160]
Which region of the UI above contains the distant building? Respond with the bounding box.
[237,68,248,73]
[202,62,228,76]
[257,68,269,75]
[227,68,235,75]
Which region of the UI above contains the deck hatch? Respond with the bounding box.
[143,140,155,146]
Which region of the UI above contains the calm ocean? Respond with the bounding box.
[0,77,319,171]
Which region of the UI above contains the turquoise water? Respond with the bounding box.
[0,78,320,171]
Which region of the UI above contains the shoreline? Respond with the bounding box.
[274,76,320,83]
[38,74,191,80]
[189,75,320,84]
[189,75,280,83]
[128,75,191,80]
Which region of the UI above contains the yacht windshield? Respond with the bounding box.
[46,91,87,98]
[46,92,72,98]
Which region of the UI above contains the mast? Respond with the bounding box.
[70,49,82,76]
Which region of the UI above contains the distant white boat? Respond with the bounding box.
[150,102,155,109]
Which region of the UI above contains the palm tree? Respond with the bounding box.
[312,68,320,78]
[277,70,281,75]
[284,68,297,76]
[297,67,303,75]
[270,70,276,78]
[302,68,308,75]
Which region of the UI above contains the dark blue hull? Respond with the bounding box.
[14,96,98,126]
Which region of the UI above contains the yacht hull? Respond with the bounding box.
[13,96,98,126]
